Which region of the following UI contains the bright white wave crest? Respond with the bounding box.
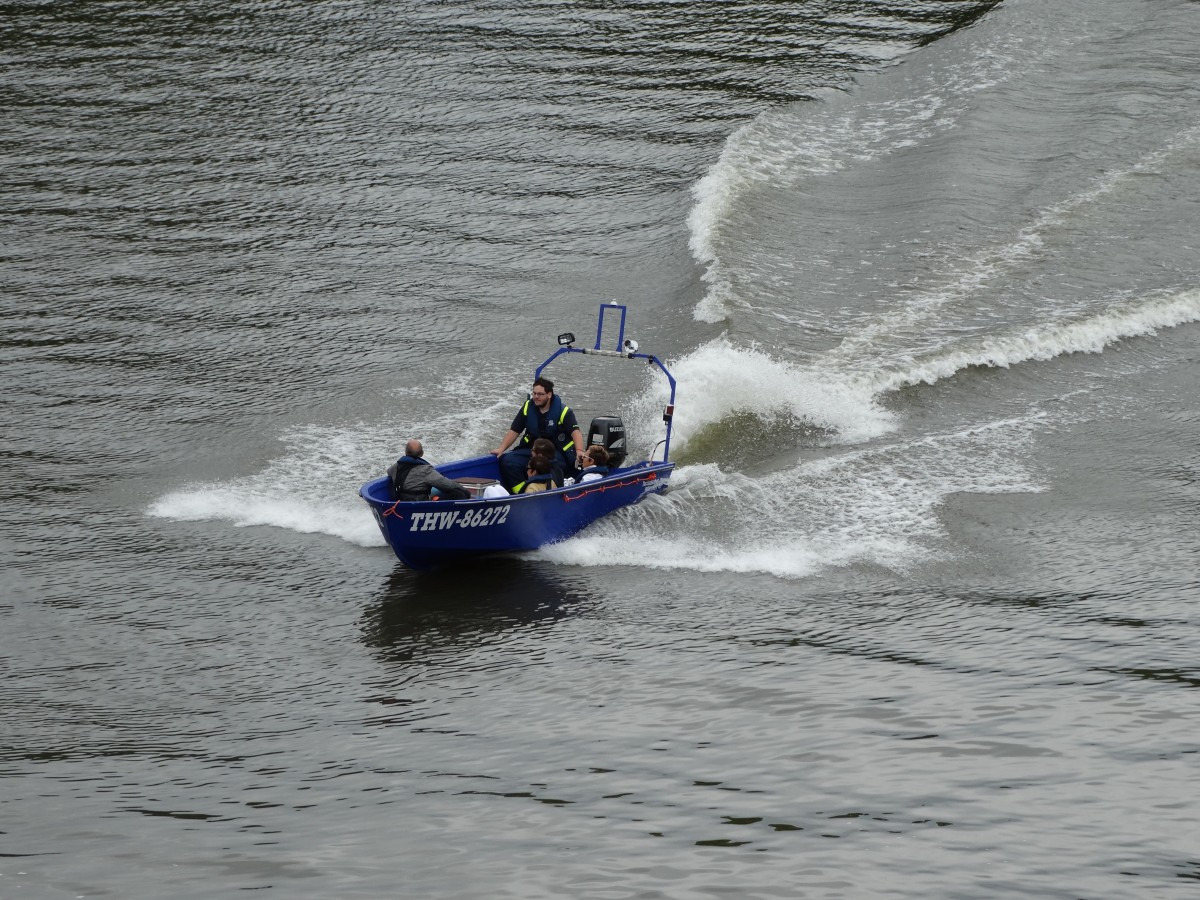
[825,126,1200,357]
[147,424,392,547]
[146,380,524,547]
[537,412,1045,578]
[574,286,1199,576]
[689,28,1025,323]
[623,335,895,454]
[858,288,1200,394]
[628,287,1200,459]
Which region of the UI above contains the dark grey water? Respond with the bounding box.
[4,0,1200,897]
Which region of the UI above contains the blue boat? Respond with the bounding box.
[360,304,677,570]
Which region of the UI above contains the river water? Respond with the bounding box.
[3,1,1199,897]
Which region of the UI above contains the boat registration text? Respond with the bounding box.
[409,506,511,531]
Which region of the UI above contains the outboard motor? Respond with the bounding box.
[587,415,626,468]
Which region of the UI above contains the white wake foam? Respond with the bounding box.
[861,289,1200,394]
[623,336,895,454]
[826,126,1200,357]
[628,286,1200,464]
[147,424,392,546]
[538,412,1045,578]
[146,374,537,546]
[570,284,1200,576]
[688,29,1024,323]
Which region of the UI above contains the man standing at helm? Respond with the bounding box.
[491,376,584,490]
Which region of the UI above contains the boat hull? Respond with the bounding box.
[360,455,673,570]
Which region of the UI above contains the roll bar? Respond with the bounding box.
[533,303,677,463]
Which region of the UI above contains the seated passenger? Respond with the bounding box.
[578,445,610,483]
[387,439,470,501]
[531,437,565,487]
[516,455,554,494]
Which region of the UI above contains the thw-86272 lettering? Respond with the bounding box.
[408,505,511,532]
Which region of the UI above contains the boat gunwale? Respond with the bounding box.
[359,459,674,510]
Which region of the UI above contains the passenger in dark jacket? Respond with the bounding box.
[387,440,470,502]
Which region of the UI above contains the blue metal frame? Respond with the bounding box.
[534,303,677,463]
[595,302,627,350]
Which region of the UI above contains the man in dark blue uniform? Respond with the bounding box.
[490,377,584,490]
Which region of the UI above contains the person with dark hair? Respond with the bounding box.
[491,376,583,489]
[515,454,554,494]
[530,437,556,457]
[577,445,610,483]
[530,437,566,487]
[387,439,470,502]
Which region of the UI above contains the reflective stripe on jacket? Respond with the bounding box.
[520,395,574,454]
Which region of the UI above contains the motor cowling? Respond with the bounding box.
[587,415,626,468]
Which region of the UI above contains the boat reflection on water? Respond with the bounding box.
[358,559,598,666]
